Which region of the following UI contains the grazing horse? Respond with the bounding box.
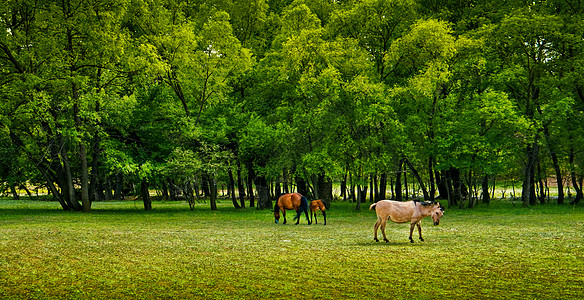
[273,193,311,225]
[309,199,327,225]
[370,200,444,243]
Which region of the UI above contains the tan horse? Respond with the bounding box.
[273,193,311,225]
[370,200,444,243]
[309,199,327,225]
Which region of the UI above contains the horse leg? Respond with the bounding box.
[304,208,311,225]
[409,222,416,243]
[373,217,381,242]
[380,217,389,243]
[322,210,326,225]
[282,210,287,224]
[294,209,301,224]
[416,222,424,242]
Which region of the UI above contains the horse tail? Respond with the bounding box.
[300,196,309,212]
[369,203,377,211]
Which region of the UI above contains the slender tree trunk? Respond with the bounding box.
[114,173,123,200]
[228,168,240,209]
[282,169,290,194]
[141,179,151,211]
[10,183,19,200]
[210,175,218,211]
[296,176,308,196]
[522,143,538,206]
[89,100,101,204]
[74,103,91,212]
[317,173,333,208]
[395,159,404,201]
[237,160,246,208]
[379,173,387,201]
[341,173,347,201]
[544,130,564,204]
[403,157,429,200]
[481,174,490,204]
[428,156,436,201]
[254,175,270,209]
[247,166,255,208]
[60,134,82,211]
[569,147,583,204]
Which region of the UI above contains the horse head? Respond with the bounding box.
[431,203,444,226]
[273,209,280,223]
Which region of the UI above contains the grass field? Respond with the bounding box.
[1,199,583,299]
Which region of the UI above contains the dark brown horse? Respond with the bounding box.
[309,199,327,225]
[370,200,444,243]
[273,193,311,225]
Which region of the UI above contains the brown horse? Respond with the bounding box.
[370,200,444,243]
[273,193,311,225]
[309,199,327,225]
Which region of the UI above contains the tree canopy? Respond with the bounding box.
[2,0,583,210]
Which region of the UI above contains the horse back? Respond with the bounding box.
[373,200,416,223]
[278,193,304,210]
[310,199,326,211]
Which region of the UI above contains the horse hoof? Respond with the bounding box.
[374,238,379,242]
[384,239,389,243]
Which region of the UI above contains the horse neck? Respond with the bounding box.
[419,205,436,217]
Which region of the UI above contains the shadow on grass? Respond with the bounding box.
[355,240,430,247]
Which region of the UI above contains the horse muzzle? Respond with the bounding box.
[275,220,279,224]
[433,221,440,226]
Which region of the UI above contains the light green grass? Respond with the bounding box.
[0,199,583,299]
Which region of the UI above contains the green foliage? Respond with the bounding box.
[2,0,584,207]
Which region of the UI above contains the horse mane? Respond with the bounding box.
[414,200,438,206]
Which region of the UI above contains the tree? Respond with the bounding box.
[0,0,134,211]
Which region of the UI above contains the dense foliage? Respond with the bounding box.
[1,0,584,210]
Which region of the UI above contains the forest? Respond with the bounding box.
[1,0,584,212]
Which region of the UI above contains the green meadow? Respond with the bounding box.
[1,200,583,299]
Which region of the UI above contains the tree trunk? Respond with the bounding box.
[296,176,309,196]
[522,143,538,206]
[237,160,246,208]
[210,175,218,211]
[202,172,211,198]
[317,173,333,209]
[74,103,91,212]
[569,147,583,204]
[395,159,404,201]
[114,173,123,200]
[544,128,564,204]
[60,135,82,211]
[89,101,102,204]
[254,175,270,209]
[341,174,347,201]
[481,174,490,204]
[228,168,240,209]
[379,173,387,201]
[428,156,436,201]
[10,183,19,200]
[450,168,467,207]
[246,164,255,207]
[403,157,429,200]
[141,179,152,211]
